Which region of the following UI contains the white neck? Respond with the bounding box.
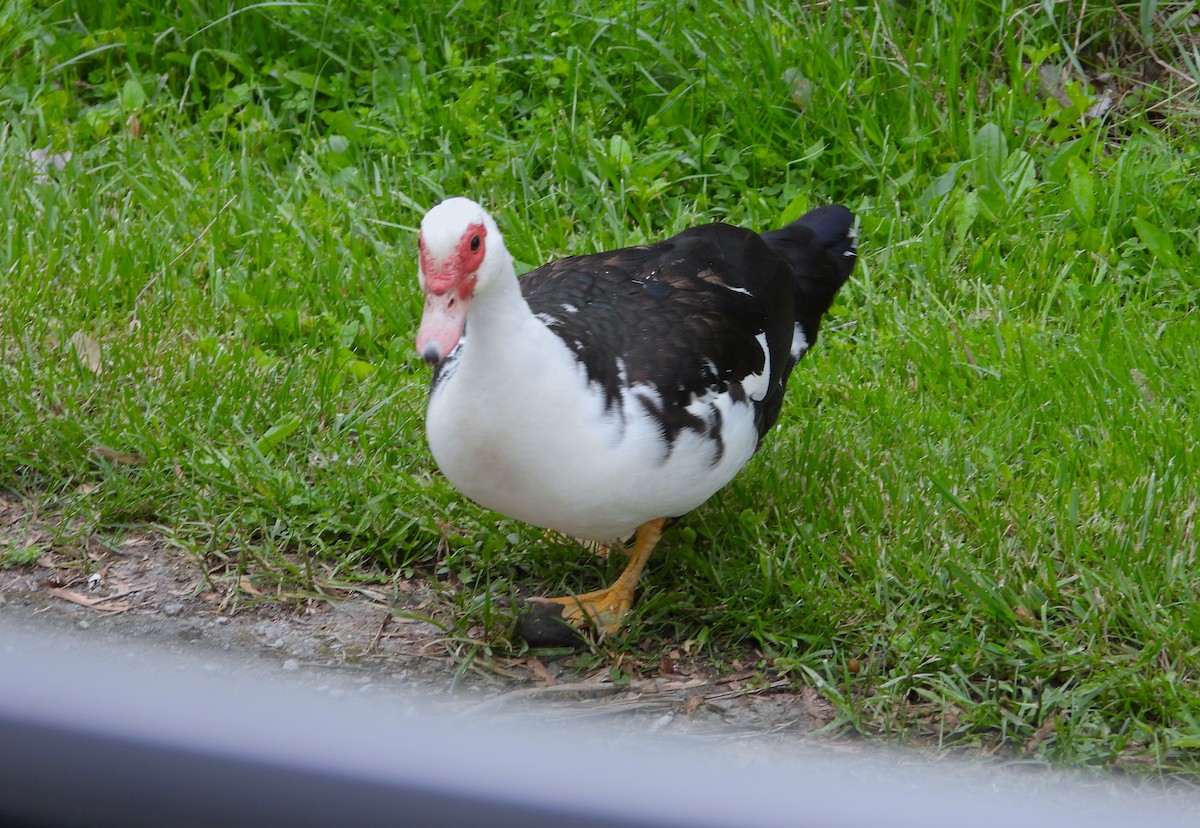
[463,258,527,347]
[466,247,578,380]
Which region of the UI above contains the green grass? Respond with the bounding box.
[3,0,1200,775]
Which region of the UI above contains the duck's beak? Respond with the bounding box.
[416,289,470,365]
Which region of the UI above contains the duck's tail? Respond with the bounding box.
[760,204,856,360]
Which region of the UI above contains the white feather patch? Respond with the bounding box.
[790,323,809,362]
[741,332,772,401]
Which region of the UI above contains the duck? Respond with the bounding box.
[416,197,856,643]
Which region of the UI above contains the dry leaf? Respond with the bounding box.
[90,446,147,466]
[527,656,556,686]
[1130,368,1154,403]
[388,615,424,624]
[717,669,757,685]
[45,587,130,613]
[238,576,262,596]
[70,331,102,375]
[655,677,709,693]
[1023,714,1059,756]
[800,685,835,725]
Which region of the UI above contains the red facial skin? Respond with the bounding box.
[416,222,487,363]
[420,222,486,297]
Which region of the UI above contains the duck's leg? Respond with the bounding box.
[528,517,667,634]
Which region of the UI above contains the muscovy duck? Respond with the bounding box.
[416,198,855,642]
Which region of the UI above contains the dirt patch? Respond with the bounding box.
[0,490,838,745]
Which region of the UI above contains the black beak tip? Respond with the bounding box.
[421,345,443,366]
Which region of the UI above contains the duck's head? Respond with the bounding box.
[416,197,510,365]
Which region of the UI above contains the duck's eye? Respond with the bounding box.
[469,234,481,252]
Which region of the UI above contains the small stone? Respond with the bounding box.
[516,602,586,648]
[77,619,91,630]
[163,603,184,617]
[282,658,300,672]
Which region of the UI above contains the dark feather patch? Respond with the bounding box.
[518,223,795,447]
[760,205,856,367]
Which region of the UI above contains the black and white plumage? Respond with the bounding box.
[416,197,855,638]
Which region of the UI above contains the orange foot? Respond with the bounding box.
[525,517,666,638]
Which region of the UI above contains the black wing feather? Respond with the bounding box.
[519,223,796,444]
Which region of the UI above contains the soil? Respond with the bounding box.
[0,490,836,746]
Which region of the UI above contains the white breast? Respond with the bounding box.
[425,319,761,542]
